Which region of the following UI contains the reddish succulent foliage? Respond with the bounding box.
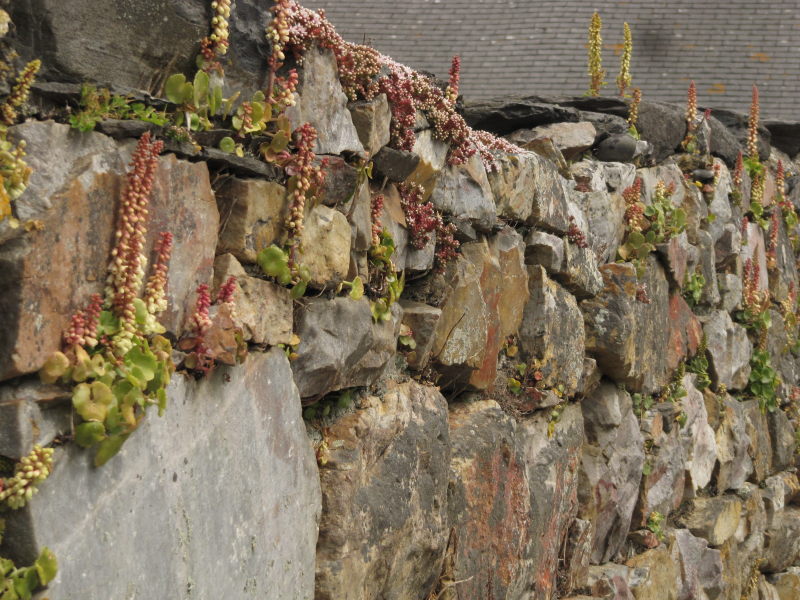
[567,216,589,249]
[398,183,438,250]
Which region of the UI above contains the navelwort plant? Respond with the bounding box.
[39,133,176,467]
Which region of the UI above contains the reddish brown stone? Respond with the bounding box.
[667,293,703,372]
[0,121,218,381]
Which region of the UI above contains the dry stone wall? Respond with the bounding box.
[2,2,800,599]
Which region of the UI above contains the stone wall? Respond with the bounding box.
[2,2,800,599]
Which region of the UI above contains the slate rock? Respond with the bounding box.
[671,528,724,600]
[571,189,626,263]
[11,0,206,94]
[635,101,687,163]
[764,120,800,158]
[714,394,755,492]
[461,96,580,134]
[518,266,585,396]
[285,45,365,155]
[348,94,391,155]
[624,547,680,600]
[769,569,800,600]
[430,153,496,233]
[682,496,742,547]
[301,204,352,288]
[707,114,743,168]
[0,381,69,458]
[579,383,645,563]
[703,310,752,391]
[291,297,402,399]
[0,350,321,599]
[634,417,686,527]
[679,376,718,493]
[718,273,743,313]
[580,110,630,141]
[507,121,596,160]
[315,381,450,600]
[594,134,638,163]
[0,121,218,381]
[212,254,293,346]
[398,300,442,371]
[582,259,679,393]
[767,409,796,472]
[215,177,287,264]
[371,146,420,182]
[710,107,772,162]
[762,508,800,573]
[447,399,583,600]
[741,399,773,483]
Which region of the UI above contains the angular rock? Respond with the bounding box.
[624,547,680,600]
[447,399,583,600]
[703,310,752,391]
[762,508,800,573]
[398,300,442,371]
[301,204,352,288]
[656,232,692,289]
[212,254,292,346]
[715,223,743,270]
[430,153,496,234]
[634,418,685,527]
[769,569,800,600]
[679,376,718,493]
[572,189,627,263]
[0,121,218,381]
[696,230,722,306]
[11,0,206,95]
[318,155,359,207]
[768,409,796,472]
[0,350,321,599]
[582,259,680,393]
[714,394,755,492]
[286,45,365,155]
[348,94,391,155]
[707,115,743,168]
[636,101,687,163]
[767,214,799,304]
[518,266,585,396]
[682,496,742,546]
[671,528,723,600]
[315,382,450,600]
[594,134,638,163]
[764,120,800,158]
[215,177,287,263]
[742,399,773,482]
[704,159,734,244]
[580,110,630,140]
[718,273,743,313]
[430,233,528,391]
[0,381,69,458]
[489,152,537,222]
[711,108,771,162]
[291,297,402,399]
[525,230,565,273]
[371,146,420,182]
[508,121,596,160]
[579,383,645,563]
[407,129,449,199]
[563,519,593,593]
[462,96,580,134]
[525,137,571,178]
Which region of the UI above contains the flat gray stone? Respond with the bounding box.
[0,350,321,599]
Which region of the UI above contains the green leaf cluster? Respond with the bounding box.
[256,244,310,299]
[41,332,173,467]
[683,269,706,306]
[0,535,57,600]
[69,85,168,133]
[748,348,780,414]
[644,189,687,242]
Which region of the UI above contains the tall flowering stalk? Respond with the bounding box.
[587,12,605,97]
[446,55,461,105]
[0,59,41,125]
[283,123,320,268]
[199,0,231,72]
[617,23,632,97]
[106,132,165,354]
[64,294,103,349]
[747,85,760,160]
[627,87,641,133]
[622,178,647,232]
[0,445,54,510]
[681,81,698,153]
[370,193,384,248]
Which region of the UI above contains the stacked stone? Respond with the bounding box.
[2,5,800,598]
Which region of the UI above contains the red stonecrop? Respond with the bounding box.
[435,221,460,270]
[106,132,164,351]
[399,183,438,250]
[446,55,461,105]
[567,216,589,249]
[64,294,103,348]
[273,0,524,171]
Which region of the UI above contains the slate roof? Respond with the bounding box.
[308,0,800,121]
